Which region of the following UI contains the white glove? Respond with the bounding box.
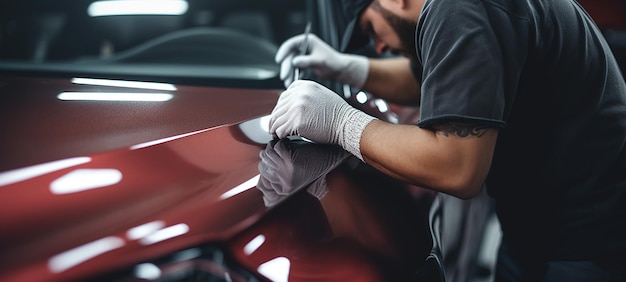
[269,80,376,161]
[257,139,350,206]
[275,33,369,88]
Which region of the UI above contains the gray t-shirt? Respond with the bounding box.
[413,0,626,262]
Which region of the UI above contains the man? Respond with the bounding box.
[269,0,626,280]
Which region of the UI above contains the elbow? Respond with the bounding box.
[448,184,483,200]
[437,174,485,200]
[436,154,492,200]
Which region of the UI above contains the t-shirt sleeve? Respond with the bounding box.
[416,0,511,129]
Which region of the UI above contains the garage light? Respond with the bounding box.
[88,0,189,17]
[58,92,174,102]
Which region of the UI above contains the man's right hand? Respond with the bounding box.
[275,33,369,89]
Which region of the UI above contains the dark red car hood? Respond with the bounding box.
[0,76,432,281]
[0,76,279,280]
[0,76,279,171]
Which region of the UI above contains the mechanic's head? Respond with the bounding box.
[341,0,422,61]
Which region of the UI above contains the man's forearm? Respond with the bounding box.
[362,57,421,106]
[359,120,497,199]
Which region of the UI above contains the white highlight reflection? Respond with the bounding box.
[219,175,260,200]
[72,78,177,91]
[135,263,162,280]
[238,115,272,144]
[88,0,189,17]
[58,92,173,102]
[140,223,189,245]
[258,257,290,282]
[244,234,266,255]
[374,99,389,113]
[0,157,91,187]
[253,69,277,80]
[130,128,211,150]
[260,115,271,133]
[50,168,122,194]
[127,221,165,241]
[48,236,125,273]
[356,91,368,104]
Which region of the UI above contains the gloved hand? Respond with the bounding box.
[269,80,376,161]
[275,33,369,88]
[257,139,350,207]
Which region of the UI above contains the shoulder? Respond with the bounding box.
[421,0,534,22]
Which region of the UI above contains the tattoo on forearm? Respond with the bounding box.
[433,122,490,138]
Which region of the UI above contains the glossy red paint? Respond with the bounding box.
[229,164,433,281]
[0,76,433,281]
[0,76,279,171]
[0,102,271,281]
[0,75,273,280]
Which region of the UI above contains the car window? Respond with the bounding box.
[0,0,311,87]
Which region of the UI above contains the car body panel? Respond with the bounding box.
[0,75,433,281]
[0,76,279,171]
[0,75,275,280]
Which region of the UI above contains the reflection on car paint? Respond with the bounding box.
[257,257,290,282]
[130,128,212,150]
[238,115,273,145]
[139,223,189,245]
[243,234,266,256]
[126,221,166,241]
[0,157,92,187]
[57,92,174,102]
[47,222,191,274]
[71,78,177,91]
[50,168,123,195]
[219,174,261,200]
[48,236,126,273]
[256,139,350,207]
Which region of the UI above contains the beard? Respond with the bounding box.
[372,2,418,61]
